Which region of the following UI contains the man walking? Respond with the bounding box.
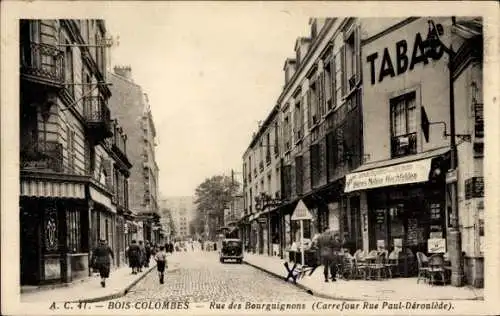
[91,239,114,288]
[316,227,336,282]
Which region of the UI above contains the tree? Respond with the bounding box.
[193,175,240,239]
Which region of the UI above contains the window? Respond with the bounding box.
[64,39,74,97]
[67,210,81,253]
[390,91,417,157]
[310,144,320,188]
[274,122,279,157]
[308,80,319,128]
[295,156,303,195]
[66,125,76,172]
[266,133,271,164]
[334,49,344,107]
[284,115,290,151]
[346,33,356,91]
[323,61,333,112]
[294,101,303,141]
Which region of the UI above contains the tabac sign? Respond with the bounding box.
[344,158,433,193]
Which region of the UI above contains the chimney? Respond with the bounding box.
[114,65,132,81]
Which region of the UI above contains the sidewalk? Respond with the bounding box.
[243,253,484,301]
[21,254,181,303]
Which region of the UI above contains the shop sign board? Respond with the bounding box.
[345,158,432,192]
[446,169,457,184]
[427,238,446,253]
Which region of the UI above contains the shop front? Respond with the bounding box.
[345,147,450,276]
[20,177,89,285]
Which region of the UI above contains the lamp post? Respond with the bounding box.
[422,18,463,287]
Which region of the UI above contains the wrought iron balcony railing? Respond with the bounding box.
[83,95,112,138]
[391,132,417,158]
[20,41,64,87]
[20,141,81,174]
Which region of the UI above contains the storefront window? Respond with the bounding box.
[66,210,81,253]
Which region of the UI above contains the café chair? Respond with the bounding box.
[416,252,431,284]
[428,254,447,285]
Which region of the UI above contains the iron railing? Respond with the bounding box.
[391,132,417,158]
[83,95,111,125]
[20,141,82,175]
[20,41,64,86]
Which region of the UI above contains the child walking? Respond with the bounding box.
[154,246,168,284]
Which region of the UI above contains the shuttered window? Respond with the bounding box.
[295,156,303,195]
[310,144,320,188]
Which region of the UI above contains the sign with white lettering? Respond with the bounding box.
[345,158,433,192]
[291,200,312,221]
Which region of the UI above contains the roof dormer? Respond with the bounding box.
[283,58,297,86]
[294,37,312,66]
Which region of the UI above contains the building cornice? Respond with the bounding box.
[361,17,420,46]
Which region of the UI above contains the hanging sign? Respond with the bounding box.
[291,200,312,221]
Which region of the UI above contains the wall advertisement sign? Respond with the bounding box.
[345,158,432,192]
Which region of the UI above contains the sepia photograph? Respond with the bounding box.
[1,2,499,315]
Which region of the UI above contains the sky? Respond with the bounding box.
[104,5,310,198]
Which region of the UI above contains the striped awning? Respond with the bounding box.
[89,186,115,212]
[20,179,85,198]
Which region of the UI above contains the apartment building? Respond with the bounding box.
[19,19,132,284]
[242,106,283,255]
[344,17,483,287]
[239,16,483,288]
[108,67,161,245]
[241,18,364,257]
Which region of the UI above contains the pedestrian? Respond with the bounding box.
[144,241,152,268]
[154,246,168,284]
[91,239,114,288]
[138,240,145,272]
[315,227,336,282]
[332,233,343,279]
[126,240,141,274]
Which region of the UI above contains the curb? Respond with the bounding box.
[73,262,182,303]
[71,264,158,303]
[243,260,483,301]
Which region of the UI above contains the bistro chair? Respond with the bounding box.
[354,249,368,279]
[416,252,431,284]
[370,250,391,280]
[428,254,447,285]
[387,249,401,277]
[365,250,380,280]
[340,252,356,280]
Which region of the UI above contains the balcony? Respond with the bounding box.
[83,95,112,141]
[391,132,417,158]
[20,41,64,88]
[112,124,128,161]
[21,141,64,173]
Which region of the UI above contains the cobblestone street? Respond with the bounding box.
[110,251,334,303]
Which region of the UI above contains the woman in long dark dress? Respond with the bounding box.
[92,239,114,288]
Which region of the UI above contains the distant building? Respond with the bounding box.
[108,67,161,244]
[160,197,196,240]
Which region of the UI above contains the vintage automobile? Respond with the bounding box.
[219,238,243,263]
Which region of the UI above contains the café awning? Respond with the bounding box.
[344,147,449,193]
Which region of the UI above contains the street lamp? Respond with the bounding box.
[421,18,463,287]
